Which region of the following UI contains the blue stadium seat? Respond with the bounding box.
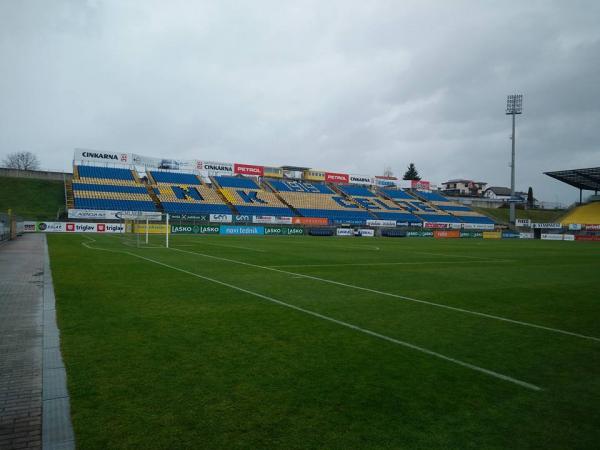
[72,183,148,194]
[418,214,462,223]
[235,206,293,216]
[214,176,259,189]
[268,179,333,194]
[77,165,134,181]
[381,188,415,200]
[337,185,375,197]
[150,171,201,185]
[373,212,422,223]
[73,198,157,211]
[415,190,450,202]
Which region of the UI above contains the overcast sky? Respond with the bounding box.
[1,0,599,204]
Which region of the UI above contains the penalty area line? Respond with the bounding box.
[122,250,542,392]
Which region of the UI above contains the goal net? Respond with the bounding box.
[116,212,170,248]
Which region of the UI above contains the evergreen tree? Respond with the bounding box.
[527,186,534,208]
[403,163,421,180]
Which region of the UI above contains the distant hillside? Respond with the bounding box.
[0,176,65,220]
[476,207,565,224]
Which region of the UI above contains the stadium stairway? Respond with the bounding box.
[209,176,239,215]
[262,179,302,217]
[64,179,75,209]
[145,185,164,213]
[328,183,379,219]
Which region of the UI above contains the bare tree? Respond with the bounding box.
[2,152,40,170]
[383,166,394,177]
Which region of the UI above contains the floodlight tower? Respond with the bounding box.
[506,94,523,225]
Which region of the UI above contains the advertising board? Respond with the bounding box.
[349,174,373,185]
[74,148,130,165]
[460,231,483,238]
[234,163,264,176]
[220,226,264,235]
[532,223,562,229]
[136,224,169,234]
[210,214,233,223]
[357,229,375,237]
[515,218,531,227]
[264,226,304,236]
[568,224,582,231]
[434,230,460,238]
[585,224,600,230]
[23,222,37,232]
[410,180,431,190]
[200,161,234,176]
[483,231,502,239]
[541,233,563,240]
[252,216,293,225]
[501,231,520,239]
[519,232,534,239]
[406,231,433,237]
[336,228,353,236]
[575,235,600,241]
[366,219,396,227]
[325,172,350,183]
[292,217,328,225]
[68,209,162,221]
[171,225,220,234]
[461,223,495,230]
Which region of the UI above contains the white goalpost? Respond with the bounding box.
[116,212,169,248]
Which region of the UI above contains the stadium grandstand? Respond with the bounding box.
[545,166,600,225]
[67,150,500,227]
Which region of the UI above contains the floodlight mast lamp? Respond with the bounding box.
[506,94,523,225]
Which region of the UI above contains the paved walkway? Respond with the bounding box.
[0,234,74,450]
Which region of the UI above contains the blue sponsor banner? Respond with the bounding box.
[220,225,265,235]
[502,231,520,239]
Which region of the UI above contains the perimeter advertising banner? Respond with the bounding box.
[460,231,483,238]
[325,172,350,183]
[74,149,131,165]
[532,223,562,229]
[292,217,328,225]
[171,225,220,234]
[27,222,125,233]
[220,225,265,235]
[366,219,396,227]
[68,209,162,221]
[349,174,373,185]
[200,161,234,176]
[424,222,462,229]
[234,163,264,176]
[336,228,353,236]
[264,226,304,235]
[461,223,495,230]
[483,231,502,239]
[406,231,434,237]
[434,230,460,238]
[210,214,233,223]
[252,216,294,225]
[357,229,375,237]
[411,180,431,190]
[516,218,531,227]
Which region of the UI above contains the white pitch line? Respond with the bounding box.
[105,248,541,391]
[170,247,600,343]
[269,260,513,268]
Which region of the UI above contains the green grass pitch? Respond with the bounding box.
[47,234,600,449]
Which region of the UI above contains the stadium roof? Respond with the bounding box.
[544,167,600,191]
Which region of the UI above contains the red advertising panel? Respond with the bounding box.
[434,230,460,238]
[585,224,600,230]
[411,180,430,190]
[325,172,350,183]
[575,235,600,241]
[234,163,264,176]
[292,217,328,225]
